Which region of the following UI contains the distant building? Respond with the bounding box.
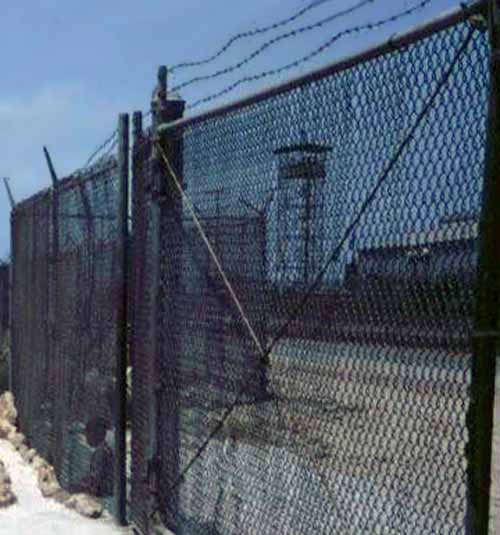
[348,218,479,287]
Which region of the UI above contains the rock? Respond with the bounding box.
[38,465,62,497]
[0,470,11,485]
[0,420,15,439]
[0,486,16,508]
[7,431,25,450]
[20,447,36,464]
[0,461,9,484]
[0,460,16,508]
[0,392,17,426]
[32,455,46,470]
[52,488,71,505]
[65,493,103,519]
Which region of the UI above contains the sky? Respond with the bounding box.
[0,0,472,258]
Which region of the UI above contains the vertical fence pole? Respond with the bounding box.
[147,65,185,532]
[467,2,500,534]
[131,109,143,371]
[50,153,61,470]
[145,68,167,531]
[158,76,185,534]
[8,209,16,394]
[115,113,130,525]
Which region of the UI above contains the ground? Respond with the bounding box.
[490,355,500,535]
[0,438,131,535]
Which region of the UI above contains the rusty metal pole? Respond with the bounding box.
[147,65,185,532]
[467,1,500,533]
[115,113,130,525]
[157,76,185,535]
[145,66,168,532]
[8,208,16,394]
[49,145,62,473]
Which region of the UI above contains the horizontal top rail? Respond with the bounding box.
[158,0,487,134]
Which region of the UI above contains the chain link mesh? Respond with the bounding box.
[0,264,9,392]
[0,264,9,341]
[131,7,493,535]
[11,156,125,514]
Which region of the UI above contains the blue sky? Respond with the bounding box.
[0,0,469,257]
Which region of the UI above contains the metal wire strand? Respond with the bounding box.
[83,130,118,168]
[172,0,374,92]
[170,0,341,73]
[155,142,265,358]
[188,0,433,109]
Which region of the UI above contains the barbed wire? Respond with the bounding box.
[170,0,340,73]
[80,0,434,167]
[83,129,118,169]
[172,0,374,93]
[188,0,434,109]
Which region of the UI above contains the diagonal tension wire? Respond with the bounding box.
[172,0,374,92]
[156,143,265,357]
[188,0,433,109]
[170,0,340,73]
[154,24,474,500]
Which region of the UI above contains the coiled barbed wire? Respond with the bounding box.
[170,0,340,73]
[188,0,433,109]
[83,130,118,168]
[172,0,374,92]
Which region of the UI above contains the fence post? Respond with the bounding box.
[8,209,16,394]
[115,113,130,525]
[145,68,166,528]
[467,1,500,534]
[49,152,61,470]
[4,176,15,394]
[159,75,185,535]
[147,65,185,532]
[143,67,168,533]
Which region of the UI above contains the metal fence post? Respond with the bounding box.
[8,210,16,394]
[158,75,185,535]
[145,68,167,529]
[50,154,61,470]
[115,113,130,525]
[467,1,500,533]
[147,65,185,532]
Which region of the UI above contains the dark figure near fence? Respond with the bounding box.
[70,417,114,498]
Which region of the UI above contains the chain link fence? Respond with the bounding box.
[10,154,127,517]
[130,3,496,534]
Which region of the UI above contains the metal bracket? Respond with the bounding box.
[469,13,488,32]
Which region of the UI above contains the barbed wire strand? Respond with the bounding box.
[188,0,433,109]
[79,1,428,164]
[172,0,374,92]
[83,130,118,169]
[154,23,473,496]
[170,0,340,73]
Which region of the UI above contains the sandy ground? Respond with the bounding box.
[0,439,131,535]
[176,340,499,534]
